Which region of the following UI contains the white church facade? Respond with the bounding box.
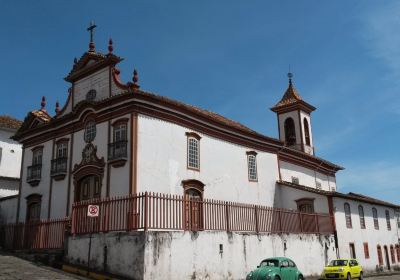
[4,28,399,278]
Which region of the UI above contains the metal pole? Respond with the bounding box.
[87,219,93,276]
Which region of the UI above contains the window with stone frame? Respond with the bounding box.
[385,210,391,230]
[358,205,366,229]
[32,148,43,166]
[296,198,315,213]
[344,203,352,228]
[186,132,201,170]
[26,194,42,222]
[372,207,379,230]
[84,121,96,143]
[377,245,383,265]
[363,242,370,259]
[56,141,68,159]
[291,176,299,185]
[246,151,258,181]
[114,123,127,142]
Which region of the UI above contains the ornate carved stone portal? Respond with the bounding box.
[72,143,105,201]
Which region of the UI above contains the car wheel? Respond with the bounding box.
[359,272,363,280]
[298,275,304,280]
[347,273,351,280]
[274,276,280,280]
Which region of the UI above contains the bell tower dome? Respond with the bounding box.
[271,73,316,155]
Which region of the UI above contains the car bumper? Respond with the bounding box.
[321,273,348,279]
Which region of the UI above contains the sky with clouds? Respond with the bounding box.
[0,1,398,203]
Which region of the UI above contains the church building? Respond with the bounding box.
[7,26,400,278]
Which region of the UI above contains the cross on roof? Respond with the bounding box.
[87,21,97,51]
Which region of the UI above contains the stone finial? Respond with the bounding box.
[132,69,140,90]
[74,57,78,64]
[40,96,46,111]
[288,72,293,85]
[108,38,113,54]
[55,101,60,114]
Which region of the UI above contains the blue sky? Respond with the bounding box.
[0,1,399,203]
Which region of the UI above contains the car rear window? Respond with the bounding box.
[260,260,279,267]
[329,260,348,266]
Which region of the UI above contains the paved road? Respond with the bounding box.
[0,252,86,280]
[367,276,400,280]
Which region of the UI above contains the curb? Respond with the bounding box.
[62,264,119,280]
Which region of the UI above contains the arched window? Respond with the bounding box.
[246,151,258,181]
[373,207,379,229]
[358,205,365,229]
[385,210,391,230]
[377,245,383,266]
[284,118,296,146]
[186,132,201,170]
[296,198,315,213]
[304,118,311,146]
[344,203,352,228]
[396,245,400,263]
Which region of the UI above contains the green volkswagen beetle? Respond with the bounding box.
[246,257,304,280]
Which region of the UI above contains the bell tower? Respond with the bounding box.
[271,73,316,155]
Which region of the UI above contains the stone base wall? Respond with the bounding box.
[66,231,336,280]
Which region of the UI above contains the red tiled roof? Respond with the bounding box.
[0,115,22,130]
[277,180,400,208]
[30,110,52,123]
[273,81,303,108]
[271,80,316,113]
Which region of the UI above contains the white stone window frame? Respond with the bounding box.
[56,141,68,159]
[84,121,97,143]
[114,123,128,142]
[344,202,352,229]
[246,151,258,182]
[186,132,201,171]
[385,210,391,231]
[32,147,43,166]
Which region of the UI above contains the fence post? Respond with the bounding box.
[299,212,303,233]
[315,213,319,233]
[254,205,259,233]
[144,192,148,231]
[225,202,230,232]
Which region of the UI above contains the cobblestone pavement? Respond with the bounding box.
[0,252,86,280]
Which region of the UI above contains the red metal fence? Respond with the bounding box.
[0,218,69,250]
[71,192,334,235]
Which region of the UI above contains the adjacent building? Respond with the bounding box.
[0,115,22,224]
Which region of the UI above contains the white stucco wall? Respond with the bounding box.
[275,184,329,213]
[66,231,336,279]
[280,160,336,191]
[74,67,110,104]
[137,114,279,206]
[334,197,400,271]
[0,128,22,178]
[0,196,17,224]
[19,140,53,222]
[0,178,18,198]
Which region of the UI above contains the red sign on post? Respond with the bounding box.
[87,205,99,217]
